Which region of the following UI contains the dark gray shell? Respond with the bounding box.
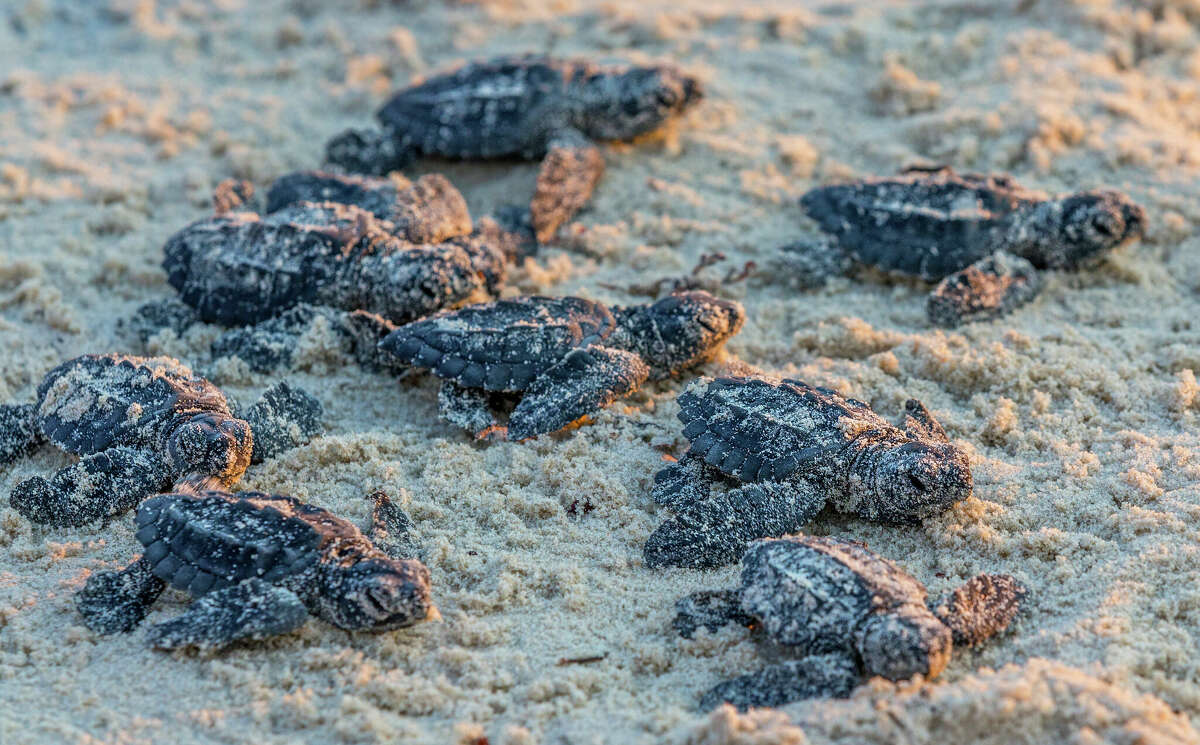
[675,376,887,484]
[739,536,931,647]
[800,169,1041,280]
[162,202,371,325]
[379,296,616,392]
[35,355,230,455]
[739,537,874,652]
[377,57,581,158]
[134,491,380,597]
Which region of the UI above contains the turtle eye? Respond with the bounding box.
[1092,215,1118,238]
[908,473,927,493]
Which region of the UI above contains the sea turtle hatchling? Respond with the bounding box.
[784,167,1146,326]
[643,376,971,569]
[325,55,703,244]
[75,490,434,649]
[377,292,745,440]
[0,354,322,527]
[674,535,1026,711]
[159,172,515,327]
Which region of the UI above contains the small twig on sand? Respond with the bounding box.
[557,654,607,666]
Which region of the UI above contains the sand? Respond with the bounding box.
[2,0,1200,743]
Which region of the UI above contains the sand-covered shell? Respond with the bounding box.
[35,355,230,455]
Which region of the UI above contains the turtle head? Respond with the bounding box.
[578,65,703,140]
[167,414,253,489]
[615,291,745,379]
[864,440,972,522]
[324,557,435,631]
[1047,190,1146,269]
[854,607,951,682]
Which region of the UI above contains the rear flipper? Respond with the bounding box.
[932,573,1026,647]
[10,446,169,527]
[673,589,754,639]
[492,205,538,256]
[699,653,861,711]
[530,129,605,244]
[437,381,500,438]
[365,490,422,560]
[324,128,414,176]
[0,403,44,465]
[651,452,715,509]
[643,480,825,569]
[241,382,324,463]
[507,345,649,441]
[211,306,322,373]
[147,578,309,650]
[926,251,1042,328]
[123,298,200,345]
[212,178,260,215]
[776,239,854,288]
[76,558,166,634]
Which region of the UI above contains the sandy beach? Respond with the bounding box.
[3,1,1200,743]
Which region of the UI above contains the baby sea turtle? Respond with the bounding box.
[675,535,1025,711]
[644,376,971,569]
[76,490,434,649]
[161,172,515,327]
[784,167,1146,326]
[0,355,322,527]
[325,55,703,244]
[377,292,745,440]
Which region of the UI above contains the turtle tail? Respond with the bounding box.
[932,573,1026,647]
[324,127,415,176]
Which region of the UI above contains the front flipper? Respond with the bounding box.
[643,480,825,569]
[673,589,754,639]
[437,381,500,438]
[776,239,854,288]
[926,251,1042,328]
[530,129,605,244]
[902,399,948,443]
[365,490,422,560]
[212,178,260,215]
[0,403,44,465]
[507,346,649,441]
[651,452,715,509]
[324,127,415,176]
[10,446,169,527]
[933,573,1026,647]
[391,173,473,244]
[699,653,861,711]
[147,578,309,650]
[76,558,166,634]
[241,382,324,463]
